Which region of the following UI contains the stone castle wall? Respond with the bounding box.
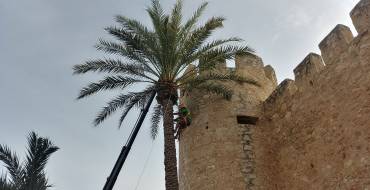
[254,0,370,189]
[179,0,370,189]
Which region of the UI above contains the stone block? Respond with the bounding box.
[264,65,278,86]
[294,53,325,87]
[264,79,297,106]
[244,144,253,150]
[319,24,354,65]
[243,135,252,141]
[235,53,265,76]
[350,0,370,34]
[215,59,227,72]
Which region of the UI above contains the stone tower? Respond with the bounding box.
[178,54,277,190]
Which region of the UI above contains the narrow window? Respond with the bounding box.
[237,115,258,125]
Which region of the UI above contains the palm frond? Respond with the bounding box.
[174,37,244,78]
[180,72,259,87]
[0,145,21,186]
[181,2,208,35]
[115,16,161,66]
[74,59,141,74]
[93,90,151,126]
[118,95,149,128]
[105,26,155,59]
[0,132,58,190]
[197,37,244,53]
[146,0,167,49]
[202,45,253,61]
[77,76,145,99]
[196,45,254,71]
[95,39,147,64]
[193,82,233,100]
[105,26,144,50]
[96,39,162,75]
[0,174,14,190]
[115,15,152,36]
[117,86,157,128]
[104,27,162,75]
[150,104,162,139]
[167,0,184,75]
[73,59,159,81]
[170,0,182,28]
[181,16,225,56]
[23,132,59,189]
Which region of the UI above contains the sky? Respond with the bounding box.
[0,0,361,189]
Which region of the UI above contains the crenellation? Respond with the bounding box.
[263,65,278,86]
[359,31,370,65]
[235,53,263,67]
[264,79,296,110]
[350,0,370,34]
[319,24,354,65]
[214,59,227,72]
[235,53,265,78]
[293,53,325,87]
[180,64,196,98]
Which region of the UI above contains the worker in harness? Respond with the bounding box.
[174,103,191,139]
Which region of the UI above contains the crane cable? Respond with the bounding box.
[125,108,144,147]
[134,138,157,190]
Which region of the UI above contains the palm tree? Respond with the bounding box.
[73,0,258,189]
[0,132,59,190]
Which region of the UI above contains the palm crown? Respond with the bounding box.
[0,132,59,190]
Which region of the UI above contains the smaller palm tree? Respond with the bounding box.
[0,132,59,190]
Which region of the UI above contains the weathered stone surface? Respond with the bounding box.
[350,0,370,34]
[264,79,297,108]
[254,20,370,190]
[293,53,325,87]
[179,54,276,190]
[319,24,354,65]
[235,53,266,79]
[263,65,278,87]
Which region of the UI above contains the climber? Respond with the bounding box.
[174,103,192,139]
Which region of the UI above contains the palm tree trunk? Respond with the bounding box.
[161,98,179,190]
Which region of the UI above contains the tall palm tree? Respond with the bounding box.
[73,0,258,189]
[0,132,59,190]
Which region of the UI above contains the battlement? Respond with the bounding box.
[319,24,354,65]
[263,65,278,86]
[182,53,278,117]
[254,2,370,189]
[196,53,278,86]
[235,53,264,74]
[264,79,297,112]
[293,53,325,87]
[351,0,370,34]
[264,0,370,108]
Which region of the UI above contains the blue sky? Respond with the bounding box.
[0,0,360,189]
